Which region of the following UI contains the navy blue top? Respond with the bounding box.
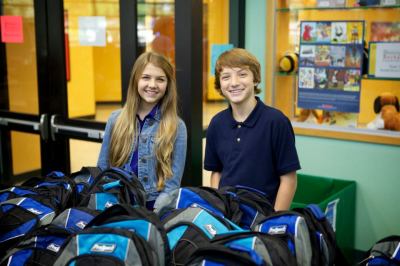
[204,97,301,204]
[130,104,159,176]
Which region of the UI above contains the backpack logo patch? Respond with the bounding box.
[76,220,87,229]
[47,243,61,252]
[27,208,43,215]
[91,243,116,253]
[105,201,114,208]
[204,224,217,236]
[268,225,287,235]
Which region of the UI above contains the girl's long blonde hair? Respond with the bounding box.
[109,52,178,190]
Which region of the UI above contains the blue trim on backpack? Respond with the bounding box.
[306,204,325,220]
[167,225,188,249]
[35,181,71,191]
[8,249,34,266]
[193,210,231,238]
[240,203,257,229]
[95,193,119,210]
[229,243,264,265]
[177,189,225,218]
[96,220,150,241]
[36,235,66,250]
[102,180,122,191]
[0,219,37,243]
[203,261,225,266]
[226,237,255,250]
[77,233,129,261]
[65,209,96,231]
[46,171,65,178]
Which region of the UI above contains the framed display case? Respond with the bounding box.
[266,0,400,145]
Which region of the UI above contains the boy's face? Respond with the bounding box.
[219,66,256,105]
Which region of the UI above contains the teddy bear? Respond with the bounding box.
[367,92,400,131]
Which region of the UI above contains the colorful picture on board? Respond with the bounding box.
[300,45,316,66]
[299,67,315,88]
[343,69,361,91]
[347,22,363,44]
[345,46,362,68]
[371,22,400,42]
[314,68,328,89]
[315,45,331,66]
[330,45,346,67]
[327,69,346,90]
[301,22,317,43]
[331,22,347,43]
[316,22,331,43]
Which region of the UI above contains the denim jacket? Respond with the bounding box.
[97,109,187,209]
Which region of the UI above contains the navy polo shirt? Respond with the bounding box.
[204,97,301,204]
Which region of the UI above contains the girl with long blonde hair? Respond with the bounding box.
[98,52,187,210]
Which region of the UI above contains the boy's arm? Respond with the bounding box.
[210,171,221,189]
[274,171,297,211]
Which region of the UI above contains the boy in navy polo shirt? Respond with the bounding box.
[204,48,301,210]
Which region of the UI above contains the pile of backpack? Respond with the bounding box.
[0,167,346,266]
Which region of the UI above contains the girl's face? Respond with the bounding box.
[138,63,168,108]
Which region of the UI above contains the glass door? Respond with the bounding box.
[0,0,43,184]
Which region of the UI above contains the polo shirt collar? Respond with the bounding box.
[229,97,262,128]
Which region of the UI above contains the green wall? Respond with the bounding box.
[245,0,265,101]
[246,0,400,251]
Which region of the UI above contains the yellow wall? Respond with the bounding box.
[65,0,121,116]
[206,0,229,101]
[5,2,41,175]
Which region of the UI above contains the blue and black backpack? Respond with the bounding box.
[70,166,102,202]
[252,210,313,266]
[163,206,244,265]
[0,196,58,257]
[0,207,98,265]
[155,186,242,224]
[185,242,268,266]
[209,231,297,266]
[86,204,170,266]
[360,235,400,266]
[220,185,275,229]
[79,167,146,211]
[53,227,156,266]
[0,171,74,211]
[293,204,337,266]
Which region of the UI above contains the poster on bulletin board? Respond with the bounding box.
[297,21,365,113]
[368,42,400,79]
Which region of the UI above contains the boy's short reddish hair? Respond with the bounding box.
[214,48,261,95]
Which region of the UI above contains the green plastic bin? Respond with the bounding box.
[291,174,356,259]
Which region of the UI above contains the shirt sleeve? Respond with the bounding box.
[154,119,187,209]
[97,111,119,170]
[272,116,301,176]
[204,119,223,172]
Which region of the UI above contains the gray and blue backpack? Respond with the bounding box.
[252,210,313,266]
[163,206,244,265]
[86,204,170,266]
[79,167,146,211]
